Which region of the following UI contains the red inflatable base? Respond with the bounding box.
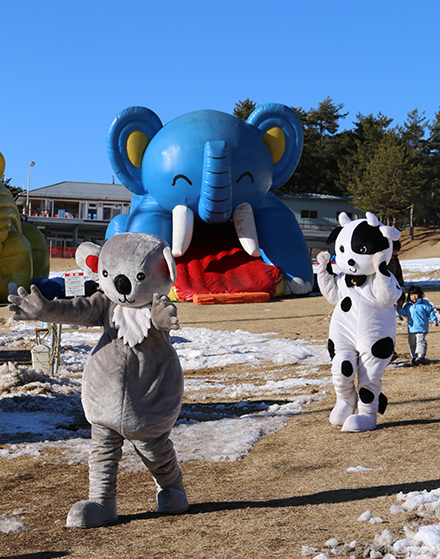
[173,221,282,302]
[193,292,270,305]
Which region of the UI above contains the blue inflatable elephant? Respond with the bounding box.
[106,103,313,298]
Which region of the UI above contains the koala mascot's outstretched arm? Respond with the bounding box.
[316,251,339,306]
[8,285,107,326]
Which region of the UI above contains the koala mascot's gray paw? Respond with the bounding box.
[156,483,189,514]
[66,498,117,528]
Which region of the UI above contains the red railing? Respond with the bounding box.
[48,246,77,258]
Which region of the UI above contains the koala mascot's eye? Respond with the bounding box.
[359,245,368,254]
[137,272,146,281]
[339,245,345,253]
[102,270,108,277]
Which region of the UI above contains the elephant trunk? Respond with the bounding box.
[198,141,232,223]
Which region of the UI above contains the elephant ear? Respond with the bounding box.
[246,103,303,191]
[107,106,163,195]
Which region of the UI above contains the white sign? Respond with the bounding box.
[65,271,85,297]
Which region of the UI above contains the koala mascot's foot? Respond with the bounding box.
[341,413,377,433]
[157,483,189,514]
[66,498,117,528]
[329,394,357,426]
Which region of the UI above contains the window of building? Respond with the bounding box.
[53,201,80,219]
[88,204,97,220]
[103,204,122,221]
[301,209,318,219]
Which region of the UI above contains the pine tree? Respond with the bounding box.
[281,98,348,195]
[233,99,256,120]
[338,112,393,196]
[348,131,417,223]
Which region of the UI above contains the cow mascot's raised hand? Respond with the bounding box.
[8,233,188,527]
[317,212,403,432]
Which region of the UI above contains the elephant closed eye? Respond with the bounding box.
[236,172,254,184]
[172,174,192,186]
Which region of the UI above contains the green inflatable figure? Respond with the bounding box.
[0,152,49,302]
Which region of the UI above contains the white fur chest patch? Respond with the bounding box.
[113,304,152,348]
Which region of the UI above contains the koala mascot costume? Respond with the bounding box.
[8,232,188,528]
[317,212,403,433]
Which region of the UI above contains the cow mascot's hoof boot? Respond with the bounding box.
[8,233,187,528]
[317,212,403,433]
[342,413,377,433]
[66,498,117,528]
[329,393,358,426]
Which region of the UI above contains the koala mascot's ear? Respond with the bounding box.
[107,106,163,196]
[75,242,102,281]
[246,103,303,190]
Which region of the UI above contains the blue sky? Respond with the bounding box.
[1,0,439,191]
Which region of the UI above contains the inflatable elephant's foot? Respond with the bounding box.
[66,497,117,528]
[285,277,313,296]
[341,413,377,433]
[329,395,358,426]
[156,483,189,514]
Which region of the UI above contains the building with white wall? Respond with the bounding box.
[16,183,362,258]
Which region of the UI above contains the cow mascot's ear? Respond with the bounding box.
[75,242,102,281]
[365,211,401,242]
[107,106,163,196]
[326,212,352,245]
[246,103,303,190]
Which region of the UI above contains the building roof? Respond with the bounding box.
[278,192,354,201]
[16,181,132,202]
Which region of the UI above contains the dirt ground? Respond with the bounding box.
[1,234,440,558]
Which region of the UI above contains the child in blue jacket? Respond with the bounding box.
[398,285,438,365]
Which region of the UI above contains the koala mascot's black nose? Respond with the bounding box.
[114,274,132,295]
[348,259,355,266]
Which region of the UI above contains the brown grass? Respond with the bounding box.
[1,228,440,558]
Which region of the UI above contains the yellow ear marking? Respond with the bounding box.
[263,127,286,164]
[126,131,149,168]
[0,152,5,177]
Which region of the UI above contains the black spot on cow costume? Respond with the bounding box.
[317,212,403,432]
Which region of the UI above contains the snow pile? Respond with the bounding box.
[346,465,383,473]
[307,488,440,558]
[0,361,87,446]
[0,322,330,462]
[400,258,440,289]
[316,257,440,291]
[173,395,323,463]
[174,327,327,370]
[0,512,27,534]
[394,488,440,518]
[0,361,80,396]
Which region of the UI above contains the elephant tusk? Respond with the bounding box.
[172,205,194,257]
[232,202,261,257]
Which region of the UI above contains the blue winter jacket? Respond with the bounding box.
[398,298,438,333]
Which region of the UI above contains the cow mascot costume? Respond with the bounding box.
[8,232,188,527]
[317,212,403,432]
